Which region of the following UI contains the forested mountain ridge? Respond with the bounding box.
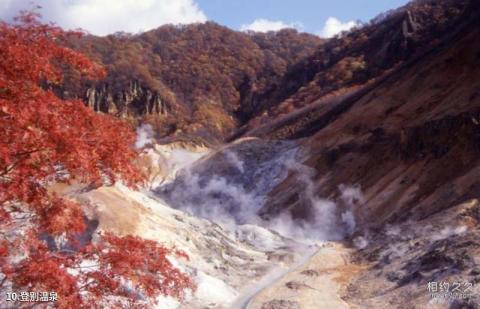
[60,23,322,142]
[61,0,475,145]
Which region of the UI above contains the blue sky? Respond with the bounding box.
[198,0,409,34]
[0,0,410,37]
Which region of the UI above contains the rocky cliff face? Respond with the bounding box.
[84,80,170,117]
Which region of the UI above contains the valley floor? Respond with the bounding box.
[49,141,480,309]
[246,242,361,309]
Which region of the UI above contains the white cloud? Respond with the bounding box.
[240,18,302,33]
[319,17,358,38]
[0,0,207,36]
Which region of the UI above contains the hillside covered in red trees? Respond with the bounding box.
[60,24,322,141]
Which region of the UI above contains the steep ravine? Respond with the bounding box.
[163,137,480,309]
[144,139,480,309]
[52,128,480,308]
[53,137,356,308]
[149,138,365,308]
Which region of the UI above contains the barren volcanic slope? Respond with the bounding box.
[253,0,480,229]
[241,0,480,307]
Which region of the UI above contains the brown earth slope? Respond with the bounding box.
[240,0,473,128]
[258,3,480,228]
[246,1,480,307]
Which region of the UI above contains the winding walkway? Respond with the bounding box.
[235,242,360,309]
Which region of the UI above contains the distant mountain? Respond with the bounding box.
[60,23,322,142]
[60,0,475,147]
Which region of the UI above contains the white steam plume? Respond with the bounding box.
[135,124,154,149]
[156,142,364,243]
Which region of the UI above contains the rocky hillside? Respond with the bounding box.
[235,1,480,307]
[236,0,474,134]
[250,0,480,225]
[60,24,321,142]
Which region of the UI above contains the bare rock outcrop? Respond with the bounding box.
[84,80,170,117]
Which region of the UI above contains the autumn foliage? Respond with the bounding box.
[63,24,322,141]
[0,11,194,307]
